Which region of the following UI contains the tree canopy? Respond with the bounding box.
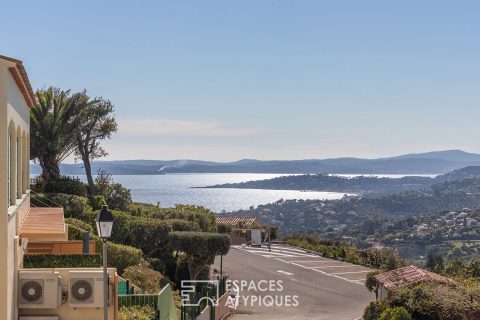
[168,231,230,280]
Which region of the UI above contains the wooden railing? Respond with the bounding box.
[26,241,96,255]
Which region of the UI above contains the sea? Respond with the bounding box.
[49,172,437,213]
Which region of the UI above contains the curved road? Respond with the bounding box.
[213,245,374,320]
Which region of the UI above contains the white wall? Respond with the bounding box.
[0,60,31,320]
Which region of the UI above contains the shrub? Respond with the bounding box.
[380,307,412,320]
[65,218,94,233]
[110,212,172,257]
[31,193,94,221]
[94,239,143,274]
[123,261,163,294]
[67,224,85,240]
[23,254,101,268]
[365,271,381,296]
[168,232,230,280]
[118,305,156,320]
[94,170,132,210]
[31,175,87,196]
[217,223,232,234]
[390,281,480,320]
[90,195,107,210]
[363,301,389,320]
[168,219,200,232]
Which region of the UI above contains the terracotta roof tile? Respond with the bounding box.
[215,216,262,227]
[374,265,451,291]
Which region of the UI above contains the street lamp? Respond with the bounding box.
[95,205,114,320]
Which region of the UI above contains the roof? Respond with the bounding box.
[0,54,36,108]
[215,216,262,227]
[19,207,67,240]
[374,265,451,291]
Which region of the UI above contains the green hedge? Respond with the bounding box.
[24,254,102,268]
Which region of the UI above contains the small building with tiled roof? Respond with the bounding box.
[374,265,452,300]
[215,216,264,245]
[215,216,263,228]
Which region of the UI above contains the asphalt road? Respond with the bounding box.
[213,245,374,320]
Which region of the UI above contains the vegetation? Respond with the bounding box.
[30,86,118,199]
[23,254,102,268]
[118,305,156,320]
[226,172,480,235]
[30,87,84,183]
[379,307,412,320]
[74,93,117,195]
[123,261,163,294]
[388,281,480,320]
[286,235,405,270]
[94,170,132,210]
[207,166,480,196]
[168,231,230,280]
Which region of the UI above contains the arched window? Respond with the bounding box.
[8,131,11,207]
[22,131,27,194]
[8,121,16,206]
[17,126,22,199]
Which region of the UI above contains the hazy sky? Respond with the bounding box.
[2,1,480,161]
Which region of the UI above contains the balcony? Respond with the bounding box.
[19,207,68,242]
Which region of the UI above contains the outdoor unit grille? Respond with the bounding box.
[18,271,61,309]
[69,270,104,308]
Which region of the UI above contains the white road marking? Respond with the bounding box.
[331,270,371,275]
[277,270,294,276]
[310,265,356,268]
[286,260,333,263]
[234,245,374,285]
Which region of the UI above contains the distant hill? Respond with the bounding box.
[30,150,480,175]
[203,166,480,196]
[221,175,480,234]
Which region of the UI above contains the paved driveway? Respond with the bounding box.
[213,244,374,320]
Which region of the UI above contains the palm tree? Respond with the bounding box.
[30,87,83,183]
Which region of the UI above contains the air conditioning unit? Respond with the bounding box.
[69,270,104,308]
[19,317,59,320]
[18,271,61,309]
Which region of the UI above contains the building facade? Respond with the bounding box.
[0,55,35,320]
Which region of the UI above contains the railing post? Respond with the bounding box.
[83,232,90,254]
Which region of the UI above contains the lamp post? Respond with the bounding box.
[95,205,114,320]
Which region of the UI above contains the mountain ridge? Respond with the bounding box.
[30,150,480,175]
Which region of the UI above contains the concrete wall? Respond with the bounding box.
[18,268,118,320]
[0,59,32,320]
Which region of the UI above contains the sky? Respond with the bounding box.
[1,1,480,162]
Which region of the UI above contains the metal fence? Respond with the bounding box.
[118,284,178,320]
[180,276,228,320]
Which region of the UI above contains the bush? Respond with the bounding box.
[94,170,132,210]
[363,301,389,320]
[94,240,143,274]
[168,219,200,232]
[31,193,94,221]
[168,232,230,280]
[380,307,412,320]
[23,254,101,268]
[65,218,94,233]
[31,175,87,196]
[110,211,172,257]
[123,261,163,294]
[90,195,107,210]
[217,223,232,234]
[390,281,480,320]
[67,224,88,240]
[118,305,156,320]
